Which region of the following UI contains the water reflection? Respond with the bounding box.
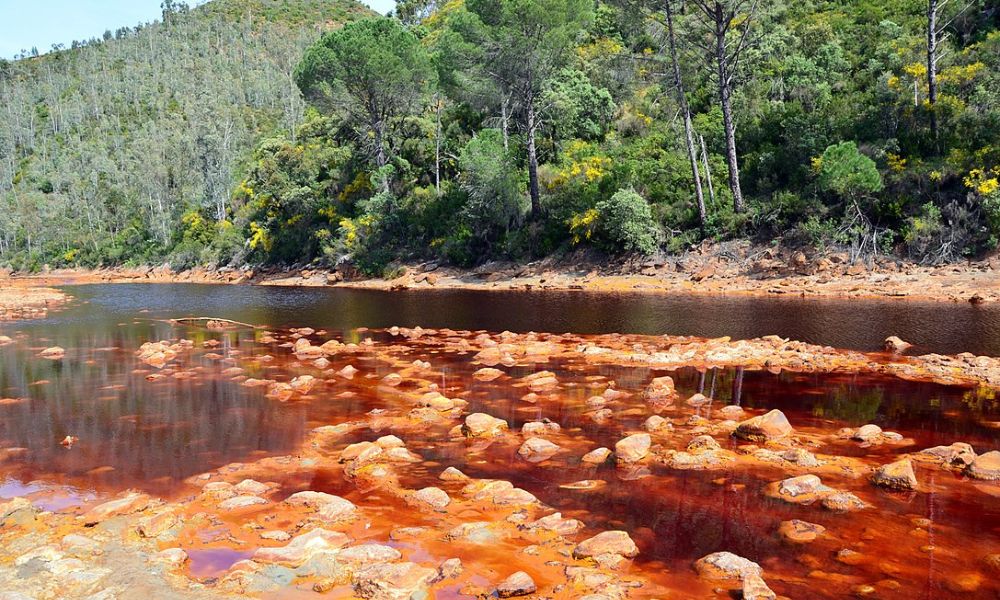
[22,283,1000,354]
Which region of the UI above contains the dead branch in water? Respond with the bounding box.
[169,317,261,330]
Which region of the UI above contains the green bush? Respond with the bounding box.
[595,188,659,255]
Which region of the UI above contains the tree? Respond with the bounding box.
[816,142,883,202]
[690,0,763,214]
[540,68,616,141]
[295,17,435,188]
[661,0,707,230]
[458,0,594,218]
[926,0,975,151]
[458,129,526,241]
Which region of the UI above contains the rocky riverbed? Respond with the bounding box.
[0,322,998,599]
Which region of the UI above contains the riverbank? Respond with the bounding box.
[4,242,999,304]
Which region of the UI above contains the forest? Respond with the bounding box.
[1,0,999,274]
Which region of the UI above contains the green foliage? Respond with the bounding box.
[238,114,355,264]
[542,68,616,141]
[594,188,659,255]
[296,17,435,174]
[4,0,1000,271]
[816,141,884,200]
[458,129,527,240]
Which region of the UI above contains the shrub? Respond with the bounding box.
[595,187,659,255]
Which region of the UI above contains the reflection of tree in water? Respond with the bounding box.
[0,324,306,493]
[812,385,884,424]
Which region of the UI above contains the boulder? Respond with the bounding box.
[526,512,583,535]
[137,512,179,538]
[439,467,469,481]
[581,447,612,464]
[884,336,912,353]
[687,435,721,452]
[643,415,671,432]
[81,492,150,526]
[336,544,402,566]
[496,571,537,598]
[219,495,268,511]
[966,451,1000,481]
[821,492,867,513]
[742,573,777,600]
[253,529,350,568]
[573,531,639,559]
[285,491,356,521]
[352,561,437,600]
[462,413,509,438]
[614,433,651,463]
[851,424,883,443]
[733,410,793,442]
[776,474,830,498]
[871,458,918,491]
[410,487,451,510]
[919,442,976,468]
[694,551,762,581]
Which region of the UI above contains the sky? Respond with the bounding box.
[0,0,395,59]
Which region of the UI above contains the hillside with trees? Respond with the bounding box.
[1,0,999,274]
[0,0,371,269]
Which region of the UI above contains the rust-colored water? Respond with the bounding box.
[0,284,997,598]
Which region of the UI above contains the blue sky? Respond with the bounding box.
[0,0,395,58]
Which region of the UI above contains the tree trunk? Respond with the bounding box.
[714,3,745,213]
[665,0,706,231]
[927,0,939,149]
[526,91,541,219]
[500,94,510,151]
[373,118,390,193]
[434,95,442,195]
[700,134,716,210]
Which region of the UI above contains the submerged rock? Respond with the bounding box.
[518,437,561,462]
[733,409,793,442]
[778,519,825,544]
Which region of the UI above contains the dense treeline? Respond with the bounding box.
[2,0,999,273]
[0,0,369,269]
